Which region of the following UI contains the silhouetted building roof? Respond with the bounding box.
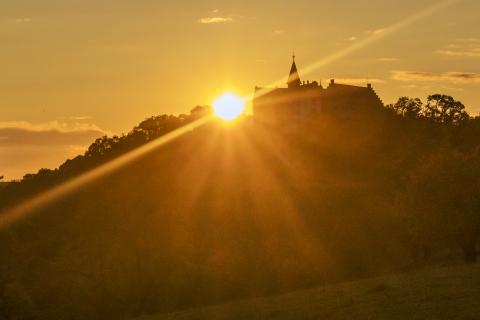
[253,57,384,123]
[287,55,302,88]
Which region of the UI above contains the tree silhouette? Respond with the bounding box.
[423,94,469,125]
[0,105,213,208]
[388,97,423,119]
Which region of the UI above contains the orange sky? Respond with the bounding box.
[1,0,479,179]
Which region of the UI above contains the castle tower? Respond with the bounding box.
[287,55,301,88]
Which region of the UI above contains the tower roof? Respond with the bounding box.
[287,55,301,88]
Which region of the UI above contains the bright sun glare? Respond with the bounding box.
[213,93,246,121]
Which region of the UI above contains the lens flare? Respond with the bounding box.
[0,116,212,230]
[213,93,246,121]
[0,0,460,231]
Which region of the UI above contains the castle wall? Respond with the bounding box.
[253,83,384,124]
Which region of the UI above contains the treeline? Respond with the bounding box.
[385,94,480,263]
[0,105,211,209]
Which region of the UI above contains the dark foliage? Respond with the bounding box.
[0,95,478,319]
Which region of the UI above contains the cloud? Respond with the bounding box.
[198,17,233,24]
[344,29,384,43]
[271,30,284,36]
[435,49,480,57]
[455,38,480,43]
[373,28,386,35]
[0,121,107,180]
[440,86,465,92]
[364,28,386,36]
[69,116,92,121]
[0,121,104,133]
[15,18,32,24]
[391,70,480,83]
[377,57,399,62]
[346,29,385,42]
[0,121,107,146]
[436,38,480,57]
[334,78,385,85]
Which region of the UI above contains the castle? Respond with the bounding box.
[253,56,384,123]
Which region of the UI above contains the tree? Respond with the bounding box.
[423,94,469,125]
[388,97,423,119]
[406,148,480,263]
[190,105,212,118]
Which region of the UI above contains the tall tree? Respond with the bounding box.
[423,94,469,125]
[388,97,423,119]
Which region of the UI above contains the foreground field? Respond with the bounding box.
[139,264,480,320]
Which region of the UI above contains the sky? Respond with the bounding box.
[1,0,479,179]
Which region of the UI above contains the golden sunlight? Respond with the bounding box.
[213,93,246,121]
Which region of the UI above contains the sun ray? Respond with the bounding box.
[249,0,462,102]
[0,116,213,229]
[0,0,461,233]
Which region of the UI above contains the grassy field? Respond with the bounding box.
[138,264,480,320]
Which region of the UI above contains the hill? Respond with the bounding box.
[0,99,479,319]
[138,264,480,320]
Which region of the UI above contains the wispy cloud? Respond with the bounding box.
[0,121,107,179]
[198,16,233,24]
[15,18,32,24]
[334,78,385,85]
[271,30,285,36]
[377,57,399,62]
[391,70,480,83]
[440,86,465,92]
[436,38,480,57]
[364,28,386,36]
[346,29,385,42]
[0,121,103,133]
[435,49,480,57]
[0,121,107,146]
[69,116,92,121]
[455,38,480,43]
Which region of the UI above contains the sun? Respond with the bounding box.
[213,93,246,121]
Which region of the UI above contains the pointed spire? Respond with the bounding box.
[287,54,301,88]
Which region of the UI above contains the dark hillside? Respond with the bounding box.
[0,101,479,319]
